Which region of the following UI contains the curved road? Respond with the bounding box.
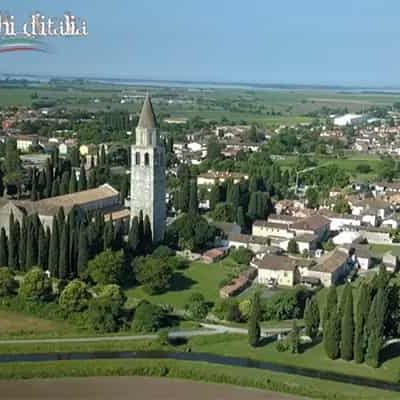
[0,376,306,400]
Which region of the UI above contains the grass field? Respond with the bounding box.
[0,359,397,400]
[276,153,383,181]
[126,259,236,309]
[0,310,75,338]
[370,244,400,257]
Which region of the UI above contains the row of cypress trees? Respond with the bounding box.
[323,268,389,367]
[1,207,153,281]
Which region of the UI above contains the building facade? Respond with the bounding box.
[130,94,166,243]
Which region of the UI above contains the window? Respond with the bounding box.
[144,153,150,166]
[135,152,140,165]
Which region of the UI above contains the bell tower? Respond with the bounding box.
[130,94,166,242]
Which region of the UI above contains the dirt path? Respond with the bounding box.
[0,376,307,400]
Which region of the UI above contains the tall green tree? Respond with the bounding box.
[209,185,221,210]
[189,179,199,214]
[78,165,87,191]
[69,172,78,193]
[77,226,89,277]
[248,291,261,347]
[59,223,69,280]
[0,228,8,267]
[304,297,320,340]
[48,217,59,277]
[323,286,341,359]
[340,284,354,361]
[128,217,139,255]
[38,225,48,270]
[354,282,371,363]
[18,216,27,271]
[236,206,246,231]
[8,214,19,270]
[143,215,153,252]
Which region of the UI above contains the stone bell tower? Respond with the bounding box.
[130,94,166,242]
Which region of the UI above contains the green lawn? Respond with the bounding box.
[0,359,398,400]
[0,309,76,338]
[370,244,400,257]
[189,334,400,383]
[126,258,236,309]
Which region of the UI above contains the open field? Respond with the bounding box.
[0,376,304,400]
[2,82,400,126]
[0,359,397,400]
[276,153,383,181]
[0,310,75,338]
[126,259,235,309]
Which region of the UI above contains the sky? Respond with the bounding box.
[0,0,400,86]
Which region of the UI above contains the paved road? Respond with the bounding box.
[0,324,291,345]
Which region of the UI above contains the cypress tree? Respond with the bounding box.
[209,185,220,210]
[288,320,300,354]
[113,221,124,251]
[120,174,129,204]
[78,165,87,191]
[48,217,59,277]
[31,171,38,201]
[103,220,114,250]
[8,215,19,270]
[324,312,341,359]
[143,215,153,252]
[59,223,69,280]
[51,178,60,197]
[179,178,190,212]
[304,297,320,340]
[60,171,70,195]
[38,225,48,270]
[248,291,261,347]
[323,286,338,330]
[0,228,8,267]
[45,159,53,198]
[19,216,27,271]
[128,217,139,255]
[228,184,240,209]
[323,285,341,359]
[69,172,78,193]
[189,180,199,214]
[77,226,89,277]
[366,289,387,368]
[138,211,144,250]
[354,282,371,363]
[340,284,354,361]
[88,168,97,189]
[26,222,38,268]
[236,206,246,231]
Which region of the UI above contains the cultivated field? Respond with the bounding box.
[0,376,305,400]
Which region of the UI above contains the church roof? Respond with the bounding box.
[137,94,157,129]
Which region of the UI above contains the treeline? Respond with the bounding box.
[2,205,153,281]
[174,164,276,231]
[323,267,395,368]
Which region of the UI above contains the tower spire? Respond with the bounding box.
[137,93,157,129]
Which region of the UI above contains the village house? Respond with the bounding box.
[14,135,39,152]
[302,249,351,287]
[290,214,330,242]
[252,220,295,240]
[197,171,249,186]
[252,255,301,287]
